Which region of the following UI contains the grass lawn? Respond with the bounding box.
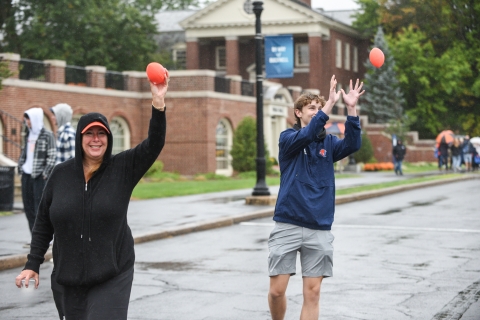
[336,173,463,196]
[132,165,465,200]
[132,176,283,199]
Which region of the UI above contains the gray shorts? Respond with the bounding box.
[267,222,334,278]
[464,153,472,163]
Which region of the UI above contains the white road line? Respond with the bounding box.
[239,222,480,233]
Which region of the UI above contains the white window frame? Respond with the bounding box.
[295,43,309,67]
[353,46,359,72]
[110,117,131,155]
[344,43,350,70]
[335,39,342,68]
[172,43,187,70]
[215,118,233,176]
[216,46,226,70]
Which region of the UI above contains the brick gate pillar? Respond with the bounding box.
[44,59,66,84]
[186,38,199,70]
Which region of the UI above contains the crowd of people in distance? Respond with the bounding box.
[436,135,479,172]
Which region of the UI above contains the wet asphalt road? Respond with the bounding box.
[1,179,479,319]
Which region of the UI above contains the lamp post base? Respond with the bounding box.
[245,195,277,206]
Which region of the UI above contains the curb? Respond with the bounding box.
[1,175,477,272]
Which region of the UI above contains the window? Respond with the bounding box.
[344,43,350,70]
[173,49,186,70]
[109,117,131,155]
[295,43,309,67]
[216,46,226,70]
[353,46,358,72]
[216,119,233,175]
[335,40,342,68]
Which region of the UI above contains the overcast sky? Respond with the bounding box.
[311,0,360,11]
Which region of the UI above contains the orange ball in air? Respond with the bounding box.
[369,48,385,68]
[146,62,167,84]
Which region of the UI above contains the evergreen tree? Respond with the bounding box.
[362,26,405,124]
[353,133,375,163]
[230,116,273,173]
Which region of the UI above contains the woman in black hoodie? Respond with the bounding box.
[15,75,168,319]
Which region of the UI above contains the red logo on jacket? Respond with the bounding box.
[319,149,327,157]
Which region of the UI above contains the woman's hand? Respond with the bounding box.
[151,69,169,111]
[15,270,39,289]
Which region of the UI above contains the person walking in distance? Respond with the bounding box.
[15,73,169,320]
[18,108,56,246]
[267,75,364,320]
[50,103,76,164]
[462,135,474,172]
[392,139,407,175]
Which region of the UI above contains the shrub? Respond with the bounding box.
[353,133,375,164]
[144,160,164,178]
[230,117,273,173]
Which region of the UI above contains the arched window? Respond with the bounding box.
[109,117,131,155]
[216,119,233,176]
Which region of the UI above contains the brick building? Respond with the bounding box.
[0,0,436,176]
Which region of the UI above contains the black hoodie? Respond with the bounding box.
[25,107,166,287]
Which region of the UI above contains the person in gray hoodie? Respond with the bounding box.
[50,103,76,164]
[17,108,56,240]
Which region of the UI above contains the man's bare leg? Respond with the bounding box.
[268,274,290,320]
[300,276,323,320]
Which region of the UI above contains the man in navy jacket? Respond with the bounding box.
[268,75,364,320]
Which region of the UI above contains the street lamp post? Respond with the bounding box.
[252,0,270,196]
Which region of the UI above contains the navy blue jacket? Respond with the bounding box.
[273,110,361,230]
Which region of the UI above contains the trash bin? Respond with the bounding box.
[0,166,15,211]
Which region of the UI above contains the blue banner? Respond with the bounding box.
[264,35,294,79]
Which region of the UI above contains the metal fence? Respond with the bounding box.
[105,71,125,91]
[214,76,231,94]
[65,65,87,86]
[241,80,255,97]
[19,59,45,82]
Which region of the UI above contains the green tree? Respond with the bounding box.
[354,0,480,137]
[353,133,375,163]
[0,60,13,90]
[362,26,405,124]
[230,117,273,173]
[0,0,200,71]
[352,0,381,39]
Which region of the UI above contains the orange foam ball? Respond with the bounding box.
[146,62,166,84]
[369,47,385,68]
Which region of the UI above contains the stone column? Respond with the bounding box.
[225,36,239,76]
[0,53,20,79]
[186,37,199,70]
[44,59,66,84]
[86,66,106,88]
[308,33,322,92]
